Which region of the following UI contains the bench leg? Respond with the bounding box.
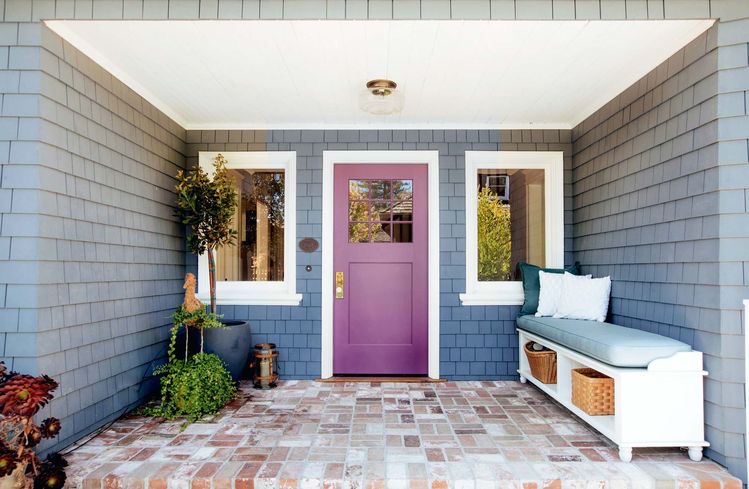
[618,446,632,462]
[519,375,527,384]
[687,447,703,462]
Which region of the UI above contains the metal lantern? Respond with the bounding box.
[252,343,278,389]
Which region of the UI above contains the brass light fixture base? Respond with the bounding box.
[366,79,397,96]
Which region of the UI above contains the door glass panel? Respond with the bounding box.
[370,201,391,221]
[393,180,413,200]
[349,201,369,222]
[371,223,391,242]
[348,179,413,243]
[349,223,369,243]
[391,223,413,243]
[349,180,369,200]
[369,180,391,199]
[392,201,412,221]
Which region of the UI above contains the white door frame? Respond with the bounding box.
[321,150,440,379]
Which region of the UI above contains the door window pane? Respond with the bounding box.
[370,201,391,221]
[392,201,412,221]
[349,201,369,222]
[371,223,391,242]
[477,169,545,281]
[349,223,369,243]
[369,180,391,200]
[349,180,369,200]
[392,180,413,200]
[217,169,285,281]
[348,179,413,243]
[391,223,413,243]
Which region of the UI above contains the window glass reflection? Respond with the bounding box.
[348,179,414,243]
[217,169,285,281]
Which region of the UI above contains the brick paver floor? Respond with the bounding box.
[64,380,740,489]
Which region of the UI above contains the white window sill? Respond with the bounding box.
[196,293,303,306]
[459,292,524,306]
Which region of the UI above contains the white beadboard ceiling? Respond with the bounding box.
[46,19,714,130]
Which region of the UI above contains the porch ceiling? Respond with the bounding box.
[46,19,713,130]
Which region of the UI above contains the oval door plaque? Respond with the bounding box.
[299,238,319,253]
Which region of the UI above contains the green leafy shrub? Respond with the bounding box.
[148,353,236,422]
[477,186,512,281]
[143,305,236,423]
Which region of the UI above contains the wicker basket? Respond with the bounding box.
[524,342,557,384]
[571,368,614,415]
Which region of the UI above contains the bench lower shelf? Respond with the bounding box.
[517,328,709,462]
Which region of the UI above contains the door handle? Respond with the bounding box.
[335,271,344,299]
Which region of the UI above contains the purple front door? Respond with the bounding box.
[333,164,428,375]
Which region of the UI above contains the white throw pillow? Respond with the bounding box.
[536,270,592,317]
[553,272,611,322]
[535,271,565,317]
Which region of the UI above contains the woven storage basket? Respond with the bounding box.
[524,342,557,384]
[571,368,614,415]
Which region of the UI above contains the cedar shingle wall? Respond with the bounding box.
[0,23,187,451]
[571,18,748,478]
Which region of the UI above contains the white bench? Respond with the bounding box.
[517,317,708,462]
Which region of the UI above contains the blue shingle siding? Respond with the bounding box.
[572,21,749,479]
[186,129,574,380]
[0,23,187,452]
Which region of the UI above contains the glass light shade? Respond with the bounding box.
[358,88,405,115]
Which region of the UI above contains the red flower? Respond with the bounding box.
[39,418,61,439]
[0,447,18,477]
[33,467,66,489]
[33,455,67,489]
[0,375,57,417]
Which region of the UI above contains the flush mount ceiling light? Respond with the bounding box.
[359,79,404,115]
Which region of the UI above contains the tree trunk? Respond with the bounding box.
[205,247,217,355]
[207,247,217,314]
[184,325,189,361]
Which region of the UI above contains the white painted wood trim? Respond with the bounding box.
[518,328,708,461]
[321,151,440,379]
[197,152,302,306]
[745,299,749,483]
[185,123,573,131]
[461,151,564,305]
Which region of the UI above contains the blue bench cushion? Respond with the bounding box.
[517,315,691,367]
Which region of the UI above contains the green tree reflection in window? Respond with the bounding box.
[477,186,512,281]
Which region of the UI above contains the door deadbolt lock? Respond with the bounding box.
[335,272,344,299]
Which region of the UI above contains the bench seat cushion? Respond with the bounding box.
[517,315,691,367]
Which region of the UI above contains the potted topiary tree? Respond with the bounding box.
[175,153,252,379]
[145,291,237,423]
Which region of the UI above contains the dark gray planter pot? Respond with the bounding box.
[205,320,251,380]
[186,320,251,380]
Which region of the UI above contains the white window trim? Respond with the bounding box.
[460,151,564,306]
[197,151,302,306]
